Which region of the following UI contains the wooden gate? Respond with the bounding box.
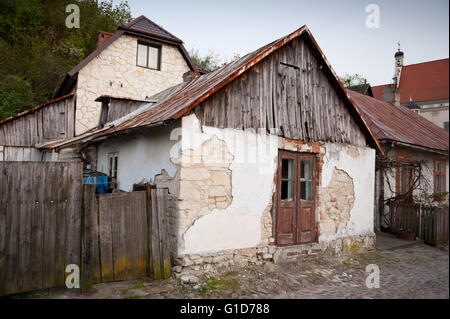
[388,202,449,245]
[0,162,83,296]
[0,162,171,296]
[81,185,171,289]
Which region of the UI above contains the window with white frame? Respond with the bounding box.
[108,152,118,178]
[136,42,161,70]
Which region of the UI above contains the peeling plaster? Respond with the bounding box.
[320,143,375,240]
[181,114,278,255]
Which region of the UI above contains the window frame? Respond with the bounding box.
[136,41,161,71]
[434,159,446,193]
[108,152,119,179]
[395,153,414,197]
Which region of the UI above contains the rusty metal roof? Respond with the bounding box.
[348,89,449,153]
[47,26,383,154]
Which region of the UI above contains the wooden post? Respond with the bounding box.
[149,187,171,280]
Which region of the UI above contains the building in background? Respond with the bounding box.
[372,50,449,132]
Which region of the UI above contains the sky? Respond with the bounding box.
[115,0,449,86]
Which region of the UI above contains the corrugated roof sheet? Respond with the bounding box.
[348,89,449,152]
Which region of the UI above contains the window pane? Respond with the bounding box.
[441,175,445,192]
[301,160,312,180]
[137,44,148,67]
[282,159,294,179]
[114,156,118,178]
[109,157,113,176]
[436,176,440,193]
[300,181,312,201]
[281,180,293,201]
[148,46,159,69]
[399,166,404,194]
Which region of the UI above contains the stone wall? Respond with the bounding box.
[76,34,190,135]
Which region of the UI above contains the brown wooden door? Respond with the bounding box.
[276,150,317,246]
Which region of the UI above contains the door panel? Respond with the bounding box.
[276,150,317,246]
[276,151,298,246]
[297,154,316,244]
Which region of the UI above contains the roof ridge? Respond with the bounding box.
[121,15,182,42]
[402,58,449,69]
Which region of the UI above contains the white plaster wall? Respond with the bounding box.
[180,114,376,255]
[319,143,376,241]
[97,124,180,191]
[76,34,190,135]
[181,114,278,255]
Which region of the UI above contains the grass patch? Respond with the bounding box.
[198,276,240,296]
[132,283,144,289]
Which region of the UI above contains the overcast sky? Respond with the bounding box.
[117,0,449,85]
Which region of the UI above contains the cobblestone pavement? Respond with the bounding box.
[15,243,448,299]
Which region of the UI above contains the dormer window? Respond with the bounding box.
[137,42,161,70]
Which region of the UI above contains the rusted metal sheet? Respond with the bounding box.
[348,89,449,153]
[47,26,384,154]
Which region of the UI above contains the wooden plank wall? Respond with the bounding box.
[0,162,83,296]
[0,95,75,147]
[2,147,42,161]
[106,100,147,123]
[195,36,367,147]
[81,186,171,289]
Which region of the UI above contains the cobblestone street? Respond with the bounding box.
[17,242,449,299]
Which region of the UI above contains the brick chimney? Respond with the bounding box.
[183,71,200,82]
[96,31,114,49]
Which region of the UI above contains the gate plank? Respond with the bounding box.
[99,194,114,282]
[150,188,161,279]
[81,184,100,290]
[157,188,171,279]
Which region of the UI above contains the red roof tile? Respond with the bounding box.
[372,84,391,101]
[348,89,449,153]
[398,58,449,104]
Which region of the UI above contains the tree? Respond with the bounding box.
[189,49,241,72]
[339,73,367,88]
[0,0,133,120]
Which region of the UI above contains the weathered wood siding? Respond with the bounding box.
[1,147,42,161]
[0,95,76,147]
[106,100,147,123]
[194,36,367,147]
[0,162,83,296]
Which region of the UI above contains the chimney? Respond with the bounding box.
[183,71,200,82]
[96,31,114,49]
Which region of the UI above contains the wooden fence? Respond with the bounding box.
[0,162,171,296]
[0,162,83,296]
[388,202,449,245]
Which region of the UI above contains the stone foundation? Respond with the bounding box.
[172,233,375,273]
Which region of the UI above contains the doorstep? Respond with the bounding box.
[273,242,322,264]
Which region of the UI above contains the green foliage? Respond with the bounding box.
[189,48,241,72]
[339,73,367,88]
[0,0,133,120]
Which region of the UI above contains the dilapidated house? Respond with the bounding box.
[24,19,387,268]
[348,89,449,232]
